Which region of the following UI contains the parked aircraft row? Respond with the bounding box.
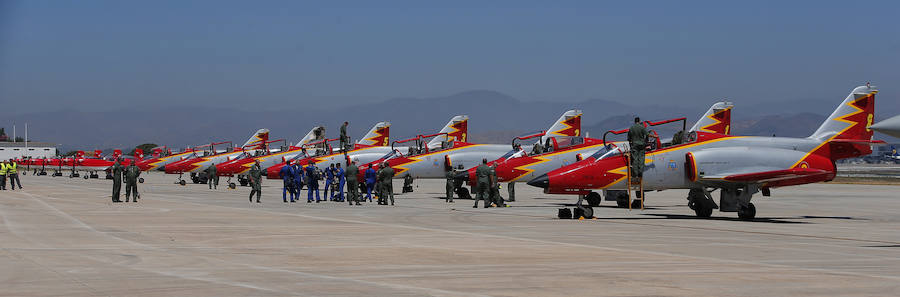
[16,85,888,220]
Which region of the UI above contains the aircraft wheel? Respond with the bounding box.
[585,192,602,207]
[738,203,756,220]
[83,175,89,179]
[229,183,237,189]
[456,187,471,199]
[179,180,186,186]
[631,200,642,209]
[694,204,713,218]
[239,179,248,187]
[138,177,144,184]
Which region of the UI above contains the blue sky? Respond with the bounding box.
[1,0,898,113]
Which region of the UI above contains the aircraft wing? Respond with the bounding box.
[703,168,832,184]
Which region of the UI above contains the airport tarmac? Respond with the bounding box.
[1,173,898,296]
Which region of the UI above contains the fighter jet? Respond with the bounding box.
[134,146,199,172]
[264,117,475,180]
[357,111,586,193]
[163,129,270,184]
[530,85,882,220]
[870,114,900,138]
[456,103,733,204]
[217,124,382,186]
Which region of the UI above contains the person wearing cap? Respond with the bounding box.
[473,158,490,208]
[345,160,360,205]
[111,158,124,202]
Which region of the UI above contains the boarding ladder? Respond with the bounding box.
[624,152,644,210]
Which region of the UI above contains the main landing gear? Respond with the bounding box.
[687,186,761,220]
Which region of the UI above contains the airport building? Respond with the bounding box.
[0,142,58,160]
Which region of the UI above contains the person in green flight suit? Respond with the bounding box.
[489,164,504,207]
[379,161,395,206]
[110,158,124,203]
[340,121,350,153]
[627,116,649,179]
[248,160,263,203]
[473,158,491,208]
[206,162,218,189]
[345,159,361,205]
[445,166,455,203]
[124,160,141,202]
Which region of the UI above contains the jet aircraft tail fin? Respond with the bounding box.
[356,122,391,147]
[810,84,877,141]
[428,115,469,147]
[541,110,582,144]
[689,102,733,134]
[75,151,85,159]
[134,149,144,161]
[242,129,270,149]
[296,126,325,147]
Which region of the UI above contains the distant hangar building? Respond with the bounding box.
[0,142,58,160]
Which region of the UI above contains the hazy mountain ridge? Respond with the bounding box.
[5,90,895,152]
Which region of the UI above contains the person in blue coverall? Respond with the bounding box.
[324,164,335,201]
[306,161,320,203]
[279,162,296,203]
[364,164,377,202]
[292,162,304,197]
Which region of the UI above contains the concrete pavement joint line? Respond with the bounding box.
[11,190,493,297]
[143,190,900,282]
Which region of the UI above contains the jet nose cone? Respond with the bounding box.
[527,174,549,188]
[454,170,469,182]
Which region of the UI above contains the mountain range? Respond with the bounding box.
[4,90,897,152]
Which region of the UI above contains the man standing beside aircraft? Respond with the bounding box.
[0,160,8,190]
[206,163,218,190]
[324,164,335,201]
[124,160,141,202]
[248,160,262,203]
[291,161,304,197]
[7,159,21,190]
[364,164,376,202]
[279,162,296,203]
[340,121,350,153]
[489,164,504,207]
[335,163,345,202]
[111,159,124,203]
[345,160,360,205]
[379,161,395,206]
[445,166,455,203]
[306,161,321,203]
[473,158,490,208]
[627,116,649,179]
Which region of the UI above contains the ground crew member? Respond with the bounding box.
[445,166,455,203]
[111,158,124,202]
[279,162,296,203]
[0,160,8,190]
[248,160,262,203]
[340,121,350,152]
[473,158,490,208]
[489,164,505,207]
[124,160,140,202]
[206,162,218,189]
[335,163,345,202]
[402,174,413,193]
[7,159,21,190]
[627,117,649,179]
[379,162,395,205]
[364,164,376,202]
[292,162,304,196]
[345,160,360,205]
[324,164,335,200]
[306,161,321,202]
